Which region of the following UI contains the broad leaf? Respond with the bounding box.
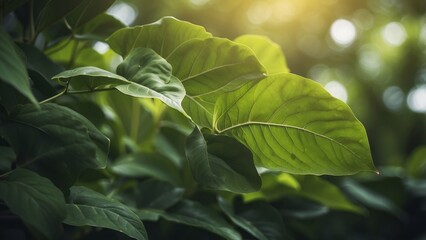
[406,146,426,179]
[167,37,266,127]
[65,0,115,30]
[139,200,241,240]
[0,169,66,239]
[214,73,375,175]
[0,27,37,104]
[64,186,147,240]
[110,153,182,185]
[218,197,268,240]
[115,47,187,115]
[137,179,184,209]
[185,127,261,193]
[0,104,109,190]
[274,196,329,219]
[107,16,212,57]
[235,35,289,74]
[0,146,15,173]
[36,0,84,32]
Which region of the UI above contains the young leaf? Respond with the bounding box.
[0,27,37,105]
[115,47,187,115]
[214,73,375,175]
[64,186,147,240]
[218,197,268,240]
[107,16,212,57]
[0,169,66,239]
[142,200,241,240]
[0,103,109,190]
[185,127,261,193]
[234,35,289,74]
[167,37,266,127]
[65,0,115,30]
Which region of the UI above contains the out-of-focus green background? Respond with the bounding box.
[104,0,426,169]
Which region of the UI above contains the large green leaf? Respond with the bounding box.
[185,127,261,193]
[214,73,375,175]
[139,200,241,240]
[107,16,212,57]
[75,13,126,41]
[218,197,268,240]
[115,47,187,114]
[0,169,66,239]
[0,103,109,189]
[36,0,84,32]
[65,0,115,30]
[234,35,289,74]
[64,186,147,240]
[0,27,37,105]
[167,37,266,127]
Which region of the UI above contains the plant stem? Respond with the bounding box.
[68,40,80,68]
[39,84,68,104]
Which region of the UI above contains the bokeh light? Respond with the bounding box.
[324,81,348,103]
[93,42,110,54]
[381,22,407,46]
[330,19,357,47]
[383,86,404,111]
[407,85,426,113]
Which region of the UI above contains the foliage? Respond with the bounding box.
[0,1,424,240]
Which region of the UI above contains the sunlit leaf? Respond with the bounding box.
[115,47,187,115]
[0,103,109,190]
[0,169,66,239]
[214,73,375,175]
[64,186,147,240]
[0,27,37,105]
[235,35,289,74]
[185,127,261,193]
[167,37,266,127]
[107,16,212,57]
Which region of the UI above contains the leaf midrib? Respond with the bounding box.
[215,121,363,160]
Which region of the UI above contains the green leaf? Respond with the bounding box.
[107,16,212,57]
[53,66,128,91]
[0,27,37,104]
[234,200,287,240]
[234,35,289,74]
[185,127,261,193]
[75,13,126,41]
[0,103,109,189]
[65,0,115,30]
[274,196,329,219]
[218,197,268,240]
[115,47,187,115]
[214,73,375,175]
[141,200,241,240]
[406,146,426,179]
[342,179,406,219]
[36,0,84,32]
[0,146,15,173]
[167,37,266,127]
[137,179,184,209]
[110,153,182,185]
[64,186,147,240]
[0,169,66,239]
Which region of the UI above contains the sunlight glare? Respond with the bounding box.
[107,3,137,26]
[93,42,109,54]
[247,1,272,25]
[330,19,357,46]
[325,81,348,103]
[407,85,426,113]
[189,0,210,6]
[381,22,407,46]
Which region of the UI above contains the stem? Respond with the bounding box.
[68,40,80,68]
[39,84,68,104]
